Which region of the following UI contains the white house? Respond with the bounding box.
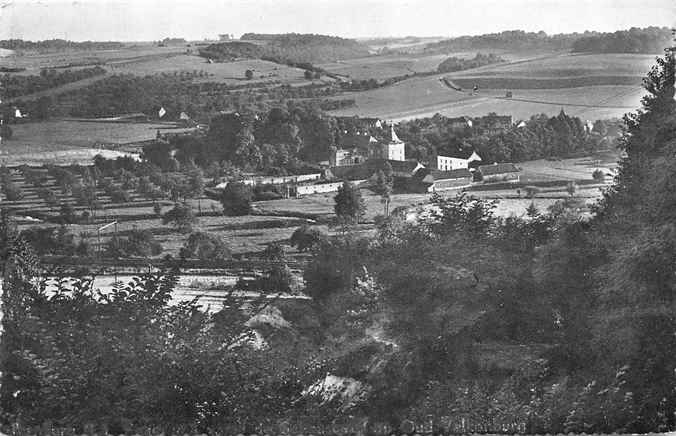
[436,150,482,171]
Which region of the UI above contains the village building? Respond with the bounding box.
[331,122,406,167]
[372,124,405,161]
[477,162,521,183]
[410,168,473,193]
[436,149,482,171]
[328,158,423,182]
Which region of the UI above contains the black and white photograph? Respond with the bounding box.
[0,0,675,434]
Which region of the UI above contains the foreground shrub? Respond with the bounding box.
[0,244,308,430]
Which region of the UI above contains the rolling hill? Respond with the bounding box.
[327,52,656,121]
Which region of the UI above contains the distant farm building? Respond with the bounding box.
[477,163,521,183]
[436,150,482,171]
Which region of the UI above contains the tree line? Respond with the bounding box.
[571,26,673,53]
[0,38,124,51]
[423,27,672,54]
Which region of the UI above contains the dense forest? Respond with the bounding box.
[0,55,674,433]
[571,26,672,53]
[0,39,124,51]
[199,33,370,64]
[424,27,672,54]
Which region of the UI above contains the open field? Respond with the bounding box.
[111,54,331,85]
[317,49,561,81]
[0,43,187,73]
[328,52,653,121]
[453,52,657,78]
[0,120,195,165]
[317,53,451,80]
[330,81,645,121]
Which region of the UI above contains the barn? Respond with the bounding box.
[410,168,473,193]
[477,163,521,183]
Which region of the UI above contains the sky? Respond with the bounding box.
[0,0,674,41]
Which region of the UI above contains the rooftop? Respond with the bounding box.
[478,163,520,176]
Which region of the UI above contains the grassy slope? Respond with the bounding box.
[327,52,654,121]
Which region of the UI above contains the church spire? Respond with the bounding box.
[390,123,401,143]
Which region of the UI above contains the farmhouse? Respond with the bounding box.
[478,163,521,183]
[411,168,473,193]
[436,150,482,171]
